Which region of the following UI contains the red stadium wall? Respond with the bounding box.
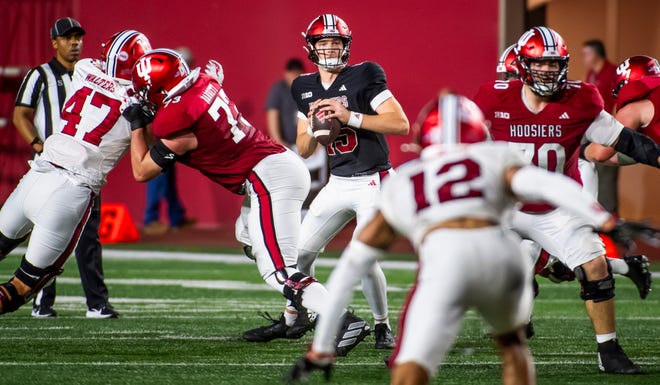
[0,0,498,227]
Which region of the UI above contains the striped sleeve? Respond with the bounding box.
[15,68,43,108]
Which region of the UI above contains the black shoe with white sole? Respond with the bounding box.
[86,304,119,319]
[32,305,57,318]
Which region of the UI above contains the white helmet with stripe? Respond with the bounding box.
[101,30,152,85]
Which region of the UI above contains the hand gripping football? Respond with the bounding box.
[311,105,342,146]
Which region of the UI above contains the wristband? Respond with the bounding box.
[347,111,363,129]
[306,124,314,136]
[30,136,42,146]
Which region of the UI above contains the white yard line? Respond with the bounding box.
[10,246,659,276]
[11,247,419,270]
[53,277,408,292]
[0,360,656,367]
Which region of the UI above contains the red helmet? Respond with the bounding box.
[303,14,352,70]
[413,94,489,150]
[612,55,660,98]
[515,27,570,96]
[131,49,191,112]
[496,44,519,80]
[101,30,152,84]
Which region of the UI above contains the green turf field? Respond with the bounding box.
[0,247,658,385]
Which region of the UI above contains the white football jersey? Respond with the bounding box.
[35,58,132,192]
[380,142,525,247]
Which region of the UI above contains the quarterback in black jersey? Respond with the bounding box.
[243,14,409,349]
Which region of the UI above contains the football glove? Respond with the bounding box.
[122,103,154,130]
[205,60,224,85]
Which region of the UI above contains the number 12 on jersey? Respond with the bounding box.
[411,158,484,211]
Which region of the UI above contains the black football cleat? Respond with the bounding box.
[374,324,396,349]
[623,255,652,299]
[243,312,288,342]
[597,339,642,374]
[335,311,371,356]
[31,305,57,318]
[285,308,316,339]
[525,319,535,339]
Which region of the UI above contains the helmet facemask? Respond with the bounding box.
[306,36,351,71]
[136,86,160,116]
[519,57,569,97]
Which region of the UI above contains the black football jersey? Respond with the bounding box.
[291,61,392,177]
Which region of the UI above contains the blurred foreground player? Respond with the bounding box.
[129,49,370,355]
[0,30,151,315]
[245,14,408,348]
[474,26,660,373]
[287,94,617,385]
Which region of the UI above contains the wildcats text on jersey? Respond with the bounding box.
[509,124,562,138]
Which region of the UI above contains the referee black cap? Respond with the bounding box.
[51,17,85,40]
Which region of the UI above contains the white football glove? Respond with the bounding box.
[205,60,224,85]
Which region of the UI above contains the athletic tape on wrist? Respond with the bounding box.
[347,111,363,129]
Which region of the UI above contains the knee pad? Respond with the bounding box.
[574,260,615,302]
[494,328,525,347]
[13,256,63,300]
[282,272,318,309]
[0,231,30,260]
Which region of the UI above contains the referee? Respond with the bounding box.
[12,17,118,318]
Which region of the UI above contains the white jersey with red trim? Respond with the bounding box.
[36,58,133,192]
[379,142,524,247]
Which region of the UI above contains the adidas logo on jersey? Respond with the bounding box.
[339,84,347,92]
[559,112,570,119]
[368,180,377,186]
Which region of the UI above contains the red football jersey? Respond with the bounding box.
[616,76,660,143]
[152,74,285,193]
[474,79,623,211]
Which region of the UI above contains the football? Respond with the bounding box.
[311,105,342,146]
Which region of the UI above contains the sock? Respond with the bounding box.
[374,316,390,328]
[596,332,617,344]
[608,257,629,275]
[283,303,297,327]
[300,282,328,314]
[361,263,390,324]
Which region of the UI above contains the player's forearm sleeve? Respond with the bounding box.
[613,128,660,168]
[312,240,384,354]
[510,166,612,228]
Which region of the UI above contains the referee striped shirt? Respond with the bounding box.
[15,58,75,140]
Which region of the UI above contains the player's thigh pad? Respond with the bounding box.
[468,228,534,335]
[249,151,310,278]
[0,169,44,239]
[394,229,515,375]
[298,176,356,253]
[511,209,604,270]
[25,172,94,269]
